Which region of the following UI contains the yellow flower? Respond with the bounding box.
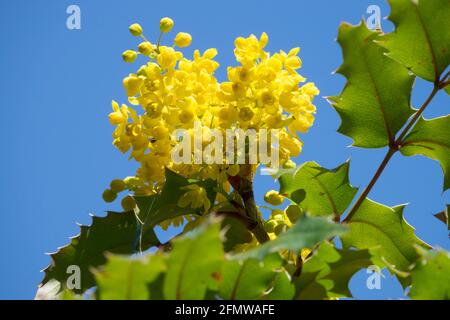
[234,32,269,65]
[108,19,319,228]
[123,74,142,97]
[159,17,174,33]
[108,101,128,125]
[178,184,211,213]
[174,32,192,47]
[157,46,179,69]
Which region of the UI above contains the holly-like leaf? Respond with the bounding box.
[40,211,160,293]
[219,254,282,300]
[279,161,357,218]
[162,218,224,299]
[342,199,430,275]
[95,255,165,300]
[409,249,450,300]
[134,168,217,228]
[381,0,450,82]
[400,116,450,191]
[331,22,414,148]
[233,215,347,261]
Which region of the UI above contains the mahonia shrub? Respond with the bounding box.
[39,0,450,301]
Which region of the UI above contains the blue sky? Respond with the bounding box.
[0,0,448,299]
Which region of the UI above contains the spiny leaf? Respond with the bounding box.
[163,218,224,299]
[409,249,450,300]
[219,254,282,300]
[95,254,165,300]
[134,168,217,228]
[331,22,414,148]
[400,116,450,191]
[434,205,449,230]
[233,215,347,261]
[279,161,357,217]
[40,211,160,293]
[342,199,430,277]
[381,0,450,82]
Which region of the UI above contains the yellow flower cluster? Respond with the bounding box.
[106,18,319,209]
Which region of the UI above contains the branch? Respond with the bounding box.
[229,166,270,244]
[344,83,441,223]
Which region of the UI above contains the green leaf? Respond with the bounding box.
[381,0,450,82]
[293,242,372,299]
[221,216,253,252]
[95,255,165,300]
[324,248,372,297]
[409,249,450,300]
[41,211,160,293]
[262,270,295,300]
[219,254,282,300]
[445,84,450,95]
[233,215,347,261]
[163,218,224,299]
[279,161,357,217]
[342,199,430,274]
[400,116,450,191]
[134,168,217,228]
[331,22,414,148]
[294,242,339,300]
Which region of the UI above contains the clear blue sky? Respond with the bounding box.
[0,0,448,299]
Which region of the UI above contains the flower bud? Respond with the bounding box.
[138,42,154,56]
[283,159,296,169]
[159,17,174,33]
[121,195,136,211]
[129,23,143,36]
[274,223,288,236]
[264,190,284,206]
[102,189,117,203]
[122,50,137,63]
[264,220,278,233]
[110,179,126,193]
[174,32,192,47]
[286,205,303,223]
